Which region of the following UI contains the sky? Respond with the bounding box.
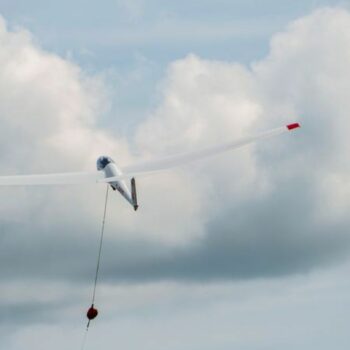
[0,1,350,349]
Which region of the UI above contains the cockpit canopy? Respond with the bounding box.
[96,156,114,170]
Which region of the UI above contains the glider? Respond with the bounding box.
[0,123,300,210]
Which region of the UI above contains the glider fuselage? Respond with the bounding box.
[97,156,137,209]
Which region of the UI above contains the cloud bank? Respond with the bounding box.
[1,9,350,342]
[0,7,350,285]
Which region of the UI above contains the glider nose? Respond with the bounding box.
[96,156,114,170]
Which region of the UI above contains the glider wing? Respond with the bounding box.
[0,171,105,186]
[0,123,300,186]
[100,123,300,183]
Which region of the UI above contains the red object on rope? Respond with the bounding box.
[87,305,98,320]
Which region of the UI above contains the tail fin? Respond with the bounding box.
[131,177,138,211]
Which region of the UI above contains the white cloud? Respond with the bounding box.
[0,6,350,274]
[135,7,350,240]
[2,6,350,350]
[0,4,349,272]
[0,15,204,245]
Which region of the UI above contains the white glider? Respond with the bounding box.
[0,123,300,210]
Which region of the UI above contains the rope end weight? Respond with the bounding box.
[87,305,98,321]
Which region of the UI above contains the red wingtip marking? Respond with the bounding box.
[287,123,300,131]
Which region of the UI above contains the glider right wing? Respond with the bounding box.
[100,123,301,183]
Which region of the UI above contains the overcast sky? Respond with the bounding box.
[0,1,350,350]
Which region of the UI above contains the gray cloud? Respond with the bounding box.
[2,8,350,350]
[1,181,349,284]
[0,9,350,349]
[1,8,350,289]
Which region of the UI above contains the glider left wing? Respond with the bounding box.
[0,171,105,186]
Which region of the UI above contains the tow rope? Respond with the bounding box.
[81,185,110,349]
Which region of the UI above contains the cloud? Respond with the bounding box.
[1,8,350,340]
[0,7,350,289]
[124,7,350,281]
[5,262,350,350]
[1,8,350,349]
